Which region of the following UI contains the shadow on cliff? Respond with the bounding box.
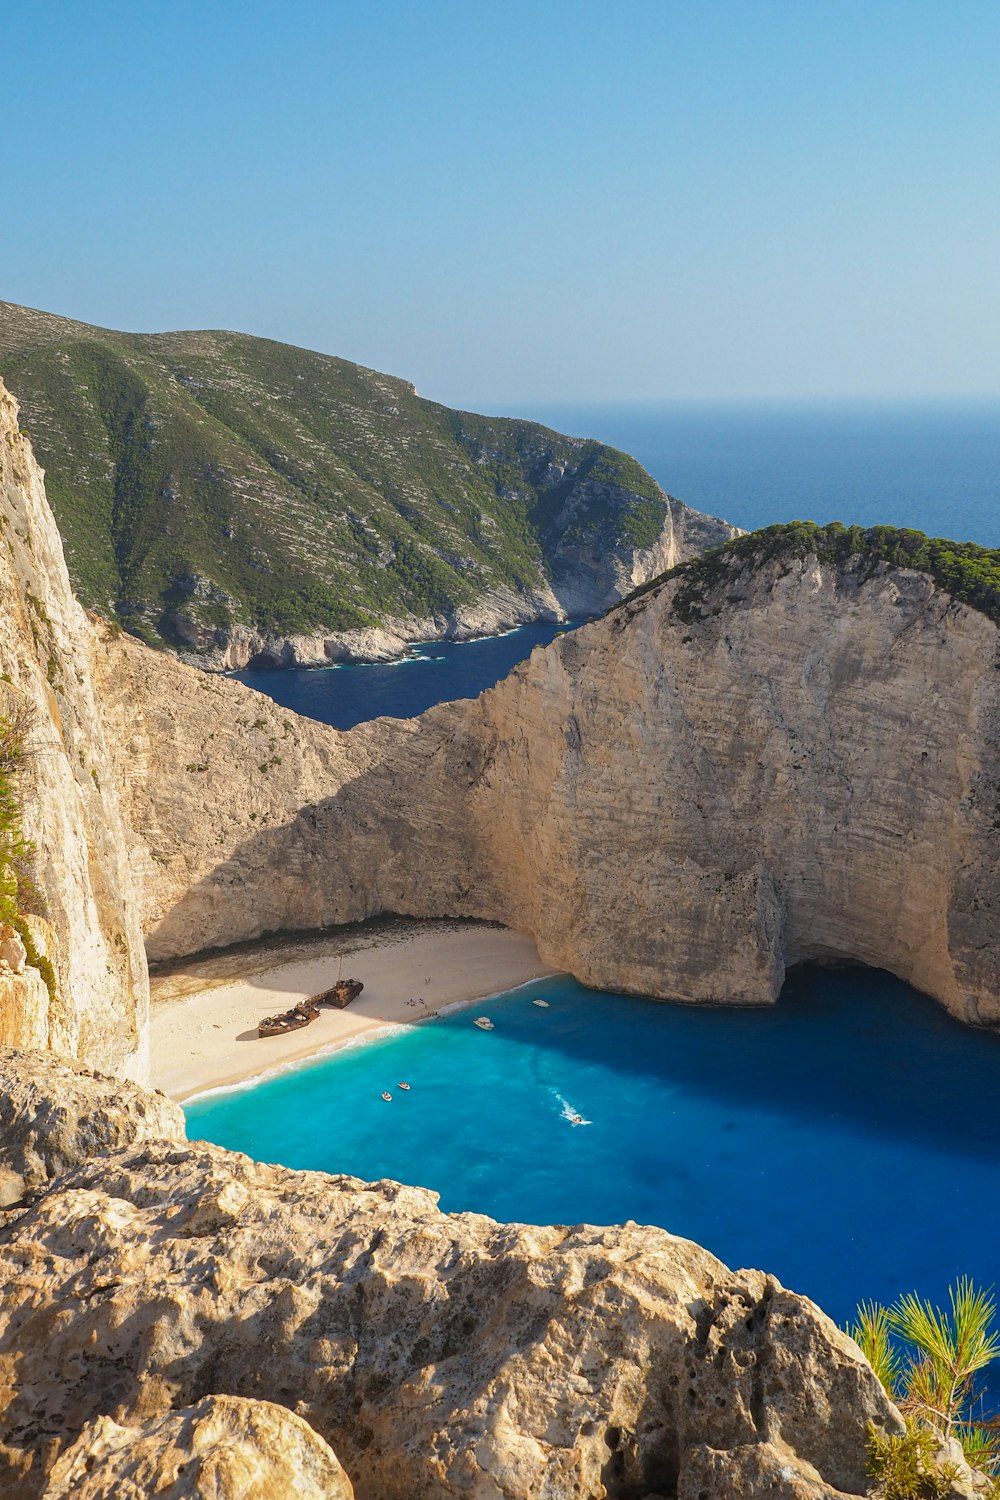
[145,739,489,966]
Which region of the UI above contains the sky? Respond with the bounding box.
[4,0,1000,407]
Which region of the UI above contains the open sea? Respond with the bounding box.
[519,398,1000,547]
[197,401,1000,1331]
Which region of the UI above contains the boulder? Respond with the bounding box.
[0,1045,185,1201]
[0,923,26,974]
[39,1395,353,1499]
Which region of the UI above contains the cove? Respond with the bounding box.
[185,963,1000,1333]
[231,621,574,730]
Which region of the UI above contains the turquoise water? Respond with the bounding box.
[186,965,1000,1330]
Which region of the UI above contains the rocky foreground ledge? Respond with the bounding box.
[0,1046,920,1500]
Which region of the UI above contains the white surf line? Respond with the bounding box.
[183,1021,412,1104]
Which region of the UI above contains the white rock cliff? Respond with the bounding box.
[97,544,1000,1029]
[0,381,147,1073]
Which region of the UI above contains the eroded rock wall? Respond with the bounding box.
[0,381,148,1073]
[97,551,1000,1026]
[459,556,1000,1023]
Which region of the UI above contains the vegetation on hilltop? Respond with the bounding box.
[0,301,683,648]
[617,520,1000,628]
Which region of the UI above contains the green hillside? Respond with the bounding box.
[0,302,683,648]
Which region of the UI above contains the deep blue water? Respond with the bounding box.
[519,399,1000,545]
[186,965,1000,1332]
[231,622,570,730]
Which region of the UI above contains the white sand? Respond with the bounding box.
[149,925,556,1101]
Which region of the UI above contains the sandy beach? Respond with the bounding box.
[149,920,557,1101]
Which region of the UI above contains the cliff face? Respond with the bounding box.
[0,1050,900,1500]
[0,381,148,1073]
[98,545,1000,1028]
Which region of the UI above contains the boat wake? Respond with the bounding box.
[554,1090,591,1126]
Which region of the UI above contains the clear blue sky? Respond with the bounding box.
[4,1,1000,406]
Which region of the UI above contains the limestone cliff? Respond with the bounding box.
[0,381,147,1073]
[97,538,1000,1028]
[0,1049,900,1500]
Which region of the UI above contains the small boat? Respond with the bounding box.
[398,1082,411,1091]
[473,1016,494,1031]
[381,1091,392,1101]
[531,999,550,1008]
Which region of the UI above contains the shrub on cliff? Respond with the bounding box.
[620,520,1000,628]
[0,701,36,926]
[0,700,56,1004]
[850,1278,1000,1496]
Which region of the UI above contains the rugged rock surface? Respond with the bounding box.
[0,1044,184,1205]
[0,380,147,1072]
[40,1395,354,1499]
[0,1125,900,1499]
[90,624,383,943]
[98,539,1000,1027]
[0,969,49,1064]
[677,1439,860,1499]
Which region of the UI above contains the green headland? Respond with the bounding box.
[0,301,693,651]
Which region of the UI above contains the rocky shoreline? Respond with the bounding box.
[0,1044,910,1499]
[171,505,739,673]
[172,583,566,672]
